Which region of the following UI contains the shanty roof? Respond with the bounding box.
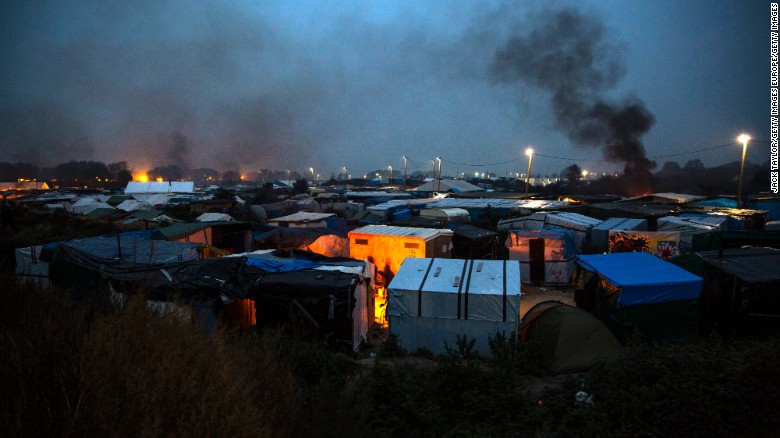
[700,248,780,283]
[623,192,705,204]
[156,221,243,240]
[196,212,235,222]
[125,181,195,194]
[411,179,483,193]
[268,212,335,223]
[428,198,567,210]
[349,224,453,240]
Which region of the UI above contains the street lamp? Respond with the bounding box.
[388,165,393,183]
[524,147,534,198]
[402,156,407,185]
[309,167,314,180]
[737,133,751,207]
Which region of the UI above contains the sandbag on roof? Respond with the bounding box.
[519,301,622,373]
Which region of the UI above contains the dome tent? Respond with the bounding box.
[518,301,622,374]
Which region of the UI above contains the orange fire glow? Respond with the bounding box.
[134,172,149,182]
[155,177,164,182]
[375,287,388,327]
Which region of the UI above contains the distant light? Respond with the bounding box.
[525,147,534,157]
[737,133,751,145]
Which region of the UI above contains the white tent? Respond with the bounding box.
[116,199,152,212]
[196,212,235,222]
[387,258,521,356]
[125,181,195,194]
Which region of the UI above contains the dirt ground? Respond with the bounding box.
[519,284,576,318]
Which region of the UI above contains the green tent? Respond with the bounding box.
[518,301,622,374]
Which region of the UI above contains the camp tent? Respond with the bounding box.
[590,218,648,253]
[387,258,521,356]
[498,212,601,252]
[506,230,577,285]
[698,248,780,336]
[518,301,622,373]
[575,252,703,344]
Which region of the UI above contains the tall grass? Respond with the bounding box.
[0,275,365,437]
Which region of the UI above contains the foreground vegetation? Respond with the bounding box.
[2,276,779,437]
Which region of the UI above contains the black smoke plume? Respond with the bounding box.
[490,8,656,190]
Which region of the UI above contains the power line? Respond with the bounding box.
[425,139,768,167]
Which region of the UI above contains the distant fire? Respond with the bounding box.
[134,172,149,182]
[156,177,164,182]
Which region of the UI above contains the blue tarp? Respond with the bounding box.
[245,258,321,272]
[692,198,737,208]
[577,252,702,307]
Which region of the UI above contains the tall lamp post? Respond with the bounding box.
[524,147,534,198]
[737,134,750,207]
[388,165,393,184]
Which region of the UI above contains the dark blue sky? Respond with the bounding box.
[0,0,768,178]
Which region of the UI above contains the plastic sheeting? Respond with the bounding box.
[388,258,521,356]
[576,252,702,306]
[506,230,577,284]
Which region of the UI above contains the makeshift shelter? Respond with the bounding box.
[46,233,202,291]
[608,231,682,260]
[124,181,195,194]
[590,218,648,253]
[431,198,566,223]
[575,252,703,344]
[448,223,499,260]
[518,301,623,373]
[387,258,521,356]
[349,225,453,286]
[253,226,348,257]
[690,230,780,251]
[657,215,727,250]
[196,212,235,222]
[410,179,484,193]
[116,199,151,212]
[498,212,601,252]
[698,248,780,336]
[419,208,470,223]
[15,245,50,288]
[747,194,780,221]
[506,230,577,285]
[156,221,253,254]
[267,211,335,229]
[349,225,454,324]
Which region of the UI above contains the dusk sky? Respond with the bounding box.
[0,1,768,179]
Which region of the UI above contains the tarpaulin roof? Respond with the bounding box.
[156,221,244,241]
[577,252,702,306]
[700,248,780,284]
[252,226,339,249]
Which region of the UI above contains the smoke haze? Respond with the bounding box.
[0,1,766,177]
